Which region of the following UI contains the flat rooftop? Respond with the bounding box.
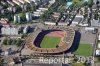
[72,17,82,22]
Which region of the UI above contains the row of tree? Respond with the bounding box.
[3,38,23,47]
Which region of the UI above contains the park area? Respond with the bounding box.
[74,44,93,56]
[40,36,61,48]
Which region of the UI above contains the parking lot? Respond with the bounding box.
[73,27,97,44]
[80,28,96,44]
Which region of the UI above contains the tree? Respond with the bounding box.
[12,39,17,45]
[26,3,32,12]
[73,0,80,3]
[3,2,9,9]
[3,38,8,45]
[18,12,26,22]
[21,34,27,38]
[94,13,99,20]
[96,0,100,9]
[40,14,45,21]
[16,39,22,47]
[30,2,36,11]
[0,58,3,66]
[84,2,88,6]
[40,12,47,21]
[16,6,22,13]
[87,0,93,7]
[7,39,12,45]
[58,6,65,12]
[96,0,100,5]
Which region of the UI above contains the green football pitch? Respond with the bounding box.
[74,44,93,56]
[40,36,61,48]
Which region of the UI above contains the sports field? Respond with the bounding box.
[74,44,93,56]
[40,36,61,48]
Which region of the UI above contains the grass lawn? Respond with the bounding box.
[72,63,85,66]
[74,44,93,56]
[40,36,61,48]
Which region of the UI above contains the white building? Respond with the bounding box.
[26,12,32,22]
[33,11,43,17]
[1,51,9,56]
[20,5,27,11]
[96,50,100,55]
[79,23,88,26]
[24,0,31,3]
[91,19,100,27]
[7,1,15,6]
[23,26,29,34]
[14,15,20,23]
[99,34,100,41]
[71,15,84,26]
[33,7,48,17]
[31,0,40,5]
[12,0,21,5]
[45,21,56,25]
[17,15,20,22]
[31,0,48,5]
[39,8,48,11]
[85,27,95,31]
[49,0,55,4]
[58,22,68,26]
[93,0,100,5]
[19,0,26,4]
[14,15,17,22]
[98,43,100,48]
[1,26,19,35]
[34,8,48,15]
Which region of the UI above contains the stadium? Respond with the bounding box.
[26,26,75,54]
